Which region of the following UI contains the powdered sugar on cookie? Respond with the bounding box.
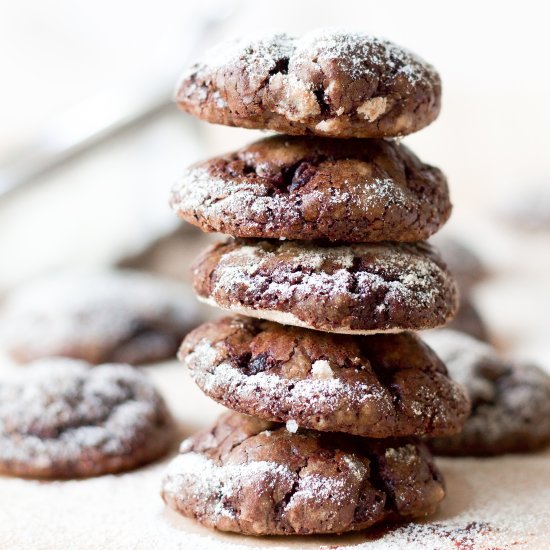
[194,240,457,333]
[176,29,441,138]
[0,358,174,477]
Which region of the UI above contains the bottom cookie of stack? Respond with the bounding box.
[161,412,445,536]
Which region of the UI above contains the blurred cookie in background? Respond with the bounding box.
[0,358,176,478]
[446,296,490,342]
[424,330,550,456]
[118,224,216,282]
[430,233,490,341]
[0,269,202,365]
[430,234,487,293]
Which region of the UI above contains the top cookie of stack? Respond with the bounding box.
[175,30,440,138]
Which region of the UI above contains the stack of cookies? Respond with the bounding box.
[161,30,470,536]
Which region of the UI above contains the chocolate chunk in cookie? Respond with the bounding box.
[176,30,441,138]
[423,330,550,456]
[161,412,445,535]
[171,135,450,243]
[0,358,175,478]
[180,316,469,438]
[192,239,458,334]
[1,270,201,365]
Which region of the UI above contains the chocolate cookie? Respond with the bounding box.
[176,30,441,138]
[1,270,201,365]
[423,330,550,456]
[192,239,458,334]
[181,316,469,438]
[0,358,175,478]
[161,412,445,535]
[171,136,450,242]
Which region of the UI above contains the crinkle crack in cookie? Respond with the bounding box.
[161,412,445,535]
[192,239,458,334]
[175,30,441,138]
[423,330,550,456]
[171,135,451,242]
[180,316,470,438]
[0,270,201,365]
[0,358,175,478]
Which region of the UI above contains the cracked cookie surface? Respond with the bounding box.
[0,358,175,478]
[192,239,458,334]
[180,316,469,438]
[424,330,550,455]
[161,411,445,535]
[175,30,441,138]
[1,270,201,365]
[171,135,450,242]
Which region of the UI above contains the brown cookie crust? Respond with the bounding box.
[192,239,458,334]
[1,270,201,365]
[0,358,175,478]
[424,330,550,456]
[176,31,441,138]
[161,412,445,535]
[180,316,469,438]
[171,136,451,243]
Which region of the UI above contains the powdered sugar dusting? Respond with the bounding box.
[182,335,469,438]
[162,450,367,524]
[186,339,387,417]
[171,163,421,238]
[181,28,435,97]
[181,33,293,84]
[292,29,435,84]
[204,241,455,331]
[289,472,351,506]
[163,452,293,521]
[177,28,439,137]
